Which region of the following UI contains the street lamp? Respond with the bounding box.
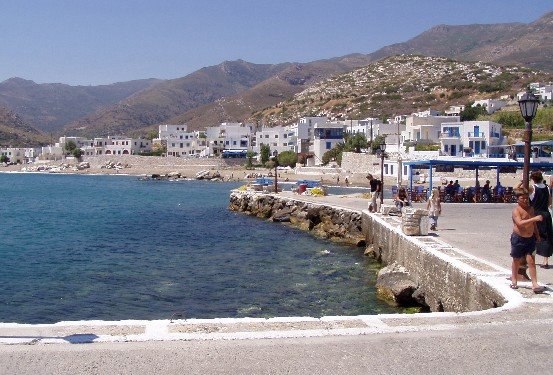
[379,140,386,205]
[518,91,539,190]
[270,153,279,194]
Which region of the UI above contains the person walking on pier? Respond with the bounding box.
[366,174,381,212]
[426,187,442,231]
[510,188,545,293]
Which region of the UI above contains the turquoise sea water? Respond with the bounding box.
[0,173,400,324]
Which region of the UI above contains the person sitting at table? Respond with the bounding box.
[482,180,492,202]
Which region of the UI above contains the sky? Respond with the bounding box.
[1,1,552,86]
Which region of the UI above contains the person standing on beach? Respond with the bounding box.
[510,188,545,293]
[366,174,381,212]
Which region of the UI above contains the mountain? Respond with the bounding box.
[369,11,553,73]
[249,55,553,125]
[0,107,50,147]
[163,57,374,132]
[2,10,553,141]
[0,77,160,133]
[64,57,373,137]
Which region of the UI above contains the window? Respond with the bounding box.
[180,143,183,148]
[275,134,278,138]
[326,141,332,149]
[481,141,486,149]
[390,165,394,175]
[384,164,388,174]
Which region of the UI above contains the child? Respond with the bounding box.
[426,187,441,230]
[510,188,545,293]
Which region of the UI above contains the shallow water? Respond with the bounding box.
[0,173,400,324]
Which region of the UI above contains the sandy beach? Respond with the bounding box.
[0,154,530,190]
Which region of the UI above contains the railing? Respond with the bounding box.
[467,132,485,138]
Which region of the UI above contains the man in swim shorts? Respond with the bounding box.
[511,188,545,293]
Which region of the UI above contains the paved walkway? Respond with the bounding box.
[288,192,553,289]
[2,192,553,374]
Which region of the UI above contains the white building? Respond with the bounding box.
[157,124,205,157]
[254,125,296,155]
[1,147,39,163]
[445,105,465,117]
[103,136,151,155]
[472,99,506,114]
[204,122,255,157]
[440,121,504,157]
[39,145,64,160]
[311,122,344,165]
[404,115,460,143]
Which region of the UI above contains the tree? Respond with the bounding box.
[344,133,368,153]
[0,154,9,163]
[322,143,345,165]
[246,150,256,169]
[64,140,77,154]
[460,103,487,121]
[277,151,297,167]
[260,144,270,165]
[370,135,386,154]
[72,148,84,159]
[146,130,158,140]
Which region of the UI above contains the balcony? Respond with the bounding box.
[468,132,485,139]
[439,132,460,139]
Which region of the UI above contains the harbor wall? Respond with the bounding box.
[229,191,505,313]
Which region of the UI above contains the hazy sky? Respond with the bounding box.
[1,1,551,86]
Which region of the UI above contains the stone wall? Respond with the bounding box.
[229,191,365,246]
[362,213,505,312]
[229,191,506,313]
[340,152,380,175]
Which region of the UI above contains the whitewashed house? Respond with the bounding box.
[311,122,344,165]
[472,99,506,114]
[204,122,255,157]
[404,115,460,143]
[254,125,296,155]
[440,121,504,157]
[103,136,151,155]
[157,124,204,157]
[1,147,39,163]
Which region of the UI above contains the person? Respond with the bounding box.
[445,180,455,196]
[453,180,460,192]
[366,174,381,212]
[528,171,553,268]
[394,186,410,212]
[482,180,492,202]
[344,177,349,186]
[510,187,545,293]
[426,187,441,231]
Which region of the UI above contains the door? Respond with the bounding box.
[451,145,457,156]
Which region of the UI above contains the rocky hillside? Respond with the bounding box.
[369,11,553,73]
[0,78,160,133]
[249,55,553,125]
[0,107,49,147]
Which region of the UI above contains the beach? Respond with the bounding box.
[0,154,529,191]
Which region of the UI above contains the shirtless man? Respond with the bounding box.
[511,188,545,293]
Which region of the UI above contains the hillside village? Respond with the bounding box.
[2,80,552,183]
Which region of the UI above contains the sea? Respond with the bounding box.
[0,173,402,324]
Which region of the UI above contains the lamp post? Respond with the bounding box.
[518,91,539,191]
[270,153,279,194]
[379,140,386,205]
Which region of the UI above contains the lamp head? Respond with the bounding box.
[379,140,386,152]
[518,91,539,122]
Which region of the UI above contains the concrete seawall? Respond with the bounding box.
[230,190,506,313]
